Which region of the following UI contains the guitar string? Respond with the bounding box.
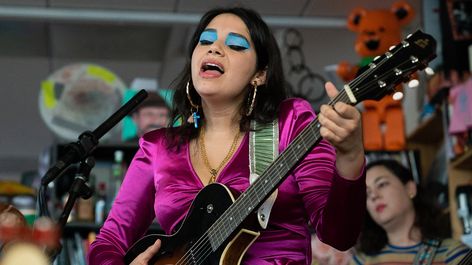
[180,87,363,264]
[352,37,431,95]
[176,61,415,265]
[180,58,416,262]
[187,64,419,264]
[181,116,330,265]
[175,91,351,265]
[206,57,421,243]
[349,39,410,88]
[149,36,427,265]
[175,43,421,264]
[174,112,330,265]
[350,63,420,101]
[186,36,432,263]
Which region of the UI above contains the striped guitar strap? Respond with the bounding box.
[413,239,441,265]
[249,119,279,229]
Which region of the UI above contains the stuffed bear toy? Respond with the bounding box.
[337,1,415,151]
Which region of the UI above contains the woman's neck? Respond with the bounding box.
[201,102,241,133]
[385,210,421,246]
[387,226,421,247]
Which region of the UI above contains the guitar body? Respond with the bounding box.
[124,183,260,265]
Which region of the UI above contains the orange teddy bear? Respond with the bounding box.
[337,1,415,151]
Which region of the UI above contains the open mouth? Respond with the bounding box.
[201,62,225,74]
[365,39,380,51]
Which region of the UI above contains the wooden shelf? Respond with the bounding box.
[448,150,472,239]
[407,111,443,144]
[451,149,472,170]
[448,165,472,239]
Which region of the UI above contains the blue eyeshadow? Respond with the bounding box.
[225,33,250,50]
[199,29,217,44]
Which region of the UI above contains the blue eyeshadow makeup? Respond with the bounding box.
[199,29,217,44]
[199,29,250,51]
[225,33,250,50]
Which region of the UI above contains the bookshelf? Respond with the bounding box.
[407,109,472,240]
[451,149,472,170]
[448,149,472,239]
[406,111,444,184]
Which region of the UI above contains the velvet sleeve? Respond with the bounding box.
[87,137,157,265]
[280,98,366,251]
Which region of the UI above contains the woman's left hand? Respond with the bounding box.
[318,82,364,179]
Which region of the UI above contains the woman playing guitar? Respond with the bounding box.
[89,6,367,265]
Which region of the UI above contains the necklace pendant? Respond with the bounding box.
[210,169,218,177]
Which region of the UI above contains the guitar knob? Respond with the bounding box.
[206,204,214,214]
[259,214,266,222]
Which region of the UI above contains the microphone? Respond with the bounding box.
[41,89,148,186]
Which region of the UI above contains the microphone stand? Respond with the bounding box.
[57,157,95,230]
[48,157,95,260]
[37,89,148,260]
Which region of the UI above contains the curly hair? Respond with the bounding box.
[358,159,448,254]
[165,7,287,150]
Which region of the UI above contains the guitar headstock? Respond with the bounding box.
[349,30,436,103]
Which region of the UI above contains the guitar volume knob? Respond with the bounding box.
[206,204,214,213]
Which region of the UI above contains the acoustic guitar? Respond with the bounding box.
[124,30,437,265]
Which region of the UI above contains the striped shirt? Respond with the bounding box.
[351,239,470,265]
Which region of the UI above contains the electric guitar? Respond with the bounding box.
[124,30,437,265]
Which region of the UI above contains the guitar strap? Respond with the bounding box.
[249,119,279,229]
[412,239,441,265]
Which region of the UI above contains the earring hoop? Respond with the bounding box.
[186,81,201,128]
[186,81,199,109]
[246,81,258,116]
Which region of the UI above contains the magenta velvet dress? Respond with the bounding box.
[88,98,366,265]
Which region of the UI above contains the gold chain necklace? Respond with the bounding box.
[199,127,241,184]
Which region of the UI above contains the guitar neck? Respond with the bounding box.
[206,89,354,249]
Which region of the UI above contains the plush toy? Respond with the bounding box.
[337,1,415,151]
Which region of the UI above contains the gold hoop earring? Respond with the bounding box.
[246,81,258,116]
[186,81,201,128]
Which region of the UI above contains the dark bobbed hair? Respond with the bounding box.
[358,159,447,254]
[133,92,169,114]
[166,7,287,149]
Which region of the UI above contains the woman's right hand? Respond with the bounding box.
[130,239,161,265]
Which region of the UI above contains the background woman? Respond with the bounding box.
[352,159,470,264]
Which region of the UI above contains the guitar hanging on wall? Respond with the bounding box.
[124,30,437,265]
